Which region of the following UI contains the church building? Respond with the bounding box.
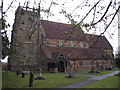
[8,6,114,73]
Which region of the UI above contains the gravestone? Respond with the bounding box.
[65,65,74,78]
[39,68,42,76]
[65,74,74,78]
[22,72,25,78]
[35,68,46,80]
[16,68,21,75]
[29,72,34,87]
[16,69,19,76]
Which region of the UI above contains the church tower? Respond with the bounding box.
[8,6,42,71]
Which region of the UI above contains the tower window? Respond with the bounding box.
[28,17,34,26]
[21,21,25,25]
[21,11,25,15]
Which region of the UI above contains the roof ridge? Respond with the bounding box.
[41,20,70,25]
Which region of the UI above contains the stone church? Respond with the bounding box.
[8,6,114,72]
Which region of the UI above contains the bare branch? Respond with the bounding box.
[4,0,15,14]
[91,0,112,26]
[74,0,102,27]
[90,5,120,48]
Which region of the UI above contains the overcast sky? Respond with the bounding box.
[1,0,120,62]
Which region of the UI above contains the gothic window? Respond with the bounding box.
[79,61,83,65]
[70,41,74,47]
[58,40,63,46]
[80,42,83,47]
[44,40,50,44]
[28,17,34,26]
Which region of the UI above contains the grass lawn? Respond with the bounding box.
[74,70,112,76]
[73,68,120,76]
[2,72,90,88]
[81,76,120,88]
[111,68,120,71]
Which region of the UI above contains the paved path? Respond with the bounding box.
[58,70,120,89]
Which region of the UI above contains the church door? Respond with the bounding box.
[58,61,65,72]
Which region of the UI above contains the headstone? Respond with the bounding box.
[35,68,46,80]
[39,68,42,76]
[65,74,74,78]
[16,70,19,76]
[35,75,46,80]
[22,72,25,78]
[29,72,34,87]
[16,68,21,75]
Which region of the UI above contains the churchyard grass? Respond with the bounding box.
[84,68,120,75]
[78,70,112,75]
[2,72,90,88]
[81,75,119,88]
[112,68,120,71]
[73,68,120,76]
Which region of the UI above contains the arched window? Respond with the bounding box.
[28,17,34,26]
[70,41,74,47]
[79,61,83,65]
[58,40,63,46]
[80,42,83,47]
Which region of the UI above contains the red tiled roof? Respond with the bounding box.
[42,46,112,60]
[41,20,87,41]
[85,34,112,49]
[41,20,112,49]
